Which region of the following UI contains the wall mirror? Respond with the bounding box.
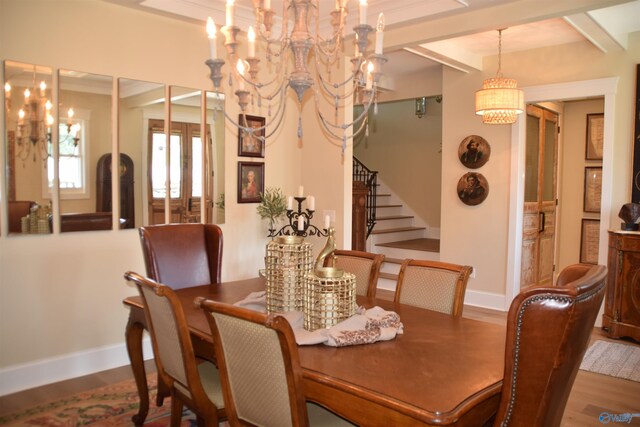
[4,60,54,235]
[57,69,113,232]
[206,91,225,224]
[118,78,165,228]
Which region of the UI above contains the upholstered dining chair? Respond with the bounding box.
[492,263,607,427]
[124,271,226,427]
[394,259,472,317]
[324,250,385,297]
[197,299,355,427]
[139,223,223,289]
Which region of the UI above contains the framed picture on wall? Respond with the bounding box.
[583,167,602,213]
[585,113,604,160]
[237,114,265,158]
[237,161,264,203]
[580,219,600,264]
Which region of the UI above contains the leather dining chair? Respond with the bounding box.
[197,299,355,427]
[324,250,385,297]
[139,223,223,289]
[394,259,472,317]
[124,271,226,427]
[492,263,607,427]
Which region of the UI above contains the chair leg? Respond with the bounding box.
[170,393,183,427]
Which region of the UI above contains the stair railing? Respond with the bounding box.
[353,157,377,238]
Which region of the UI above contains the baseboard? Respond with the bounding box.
[0,338,154,397]
[463,289,506,311]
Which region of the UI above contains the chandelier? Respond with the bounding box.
[475,29,524,125]
[204,0,387,152]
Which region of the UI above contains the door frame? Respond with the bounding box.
[506,77,618,310]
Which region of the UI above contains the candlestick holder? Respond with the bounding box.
[268,196,329,238]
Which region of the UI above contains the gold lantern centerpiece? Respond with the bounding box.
[264,235,313,313]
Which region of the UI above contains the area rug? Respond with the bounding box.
[0,374,197,426]
[580,340,640,382]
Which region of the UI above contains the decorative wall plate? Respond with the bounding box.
[457,172,489,206]
[458,135,490,169]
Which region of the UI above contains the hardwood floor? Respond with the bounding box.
[1,305,639,426]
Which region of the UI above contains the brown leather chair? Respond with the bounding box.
[8,200,35,233]
[324,250,385,297]
[394,259,472,317]
[492,263,607,427]
[124,272,225,426]
[139,223,223,289]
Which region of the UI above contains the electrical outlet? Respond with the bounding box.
[470,267,476,279]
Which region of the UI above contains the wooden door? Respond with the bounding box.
[521,105,559,288]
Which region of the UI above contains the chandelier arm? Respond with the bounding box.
[311,87,374,135]
[315,69,357,98]
[221,85,288,138]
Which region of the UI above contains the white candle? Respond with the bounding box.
[264,0,271,10]
[359,0,367,25]
[39,81,46,96]
[287,196,293,210]
[366,61,374,89]
[324,215,330,229]
[297,216,304,231]
[24,88,30,101]
[4,82,10,99]
[298,185,304,197]
[236,59,246,90]
[308,196,315,211]
[67,108,75,126]
[247,26,256,57]
[206,17,217,59]
[375,13,385,54]
[226,0,235,27]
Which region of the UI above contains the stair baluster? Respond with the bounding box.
[353,157,377,238]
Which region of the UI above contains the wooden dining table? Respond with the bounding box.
[123,277,506,426]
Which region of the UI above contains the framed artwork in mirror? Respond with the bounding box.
[238,161,264,203]
[458,135,490,169]
[585,113,604,160]
[238,114,265,158]
[457,172,489,206]
[583,167,602,213]
[580,219,600,264]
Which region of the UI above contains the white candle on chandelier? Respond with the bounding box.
[247,26,256,57]
[67,108,75,126]
[297,216,304,231]
[264,0,271,10]
[359,0,367,25]
[206,17,217,59]
[366,61,374,89]
[375,13,385,55]
[236,59,246,90]
[4,82,10,99]
[324,215,330,230]
[226,0,235,27]
[298,185,304,197]
[24,88,30,101]
[287,196,293,210]
[308,196,315,211]
[39,81,46,96]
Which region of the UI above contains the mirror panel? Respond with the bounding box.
[58,69,113,232]
[4,60,53,235]
[206,91,225,224]
[118,78,165,227]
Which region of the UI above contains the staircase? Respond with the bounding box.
[365,180,440,292]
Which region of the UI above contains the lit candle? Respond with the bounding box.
[18,108,25,122]
[206,17,217,59]
[226,0,235,27]
[308,196,315,211]
[46,114,54,126]
[236,59,246,90]
[24,88,30,101]
[287,196,293,210]
[366,61,374,89]
[375,13,385,54]
[4,82,11,99]
[359,0,367,25]
[264,0,271,10]
[67,108,75,126]
[297,216,304,231]
[39,81,46,96]
[248,26,256,57]
[71,123,81,138]
[324,215,330,230]
[298,185,304,197]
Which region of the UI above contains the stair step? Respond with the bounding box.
[375,193,391,197]
[380,272,398,281]
[371,226,426,235]
[383,257,404,265]
[376,204,403,208]
[376,215,414,221]
[376,238,440,253]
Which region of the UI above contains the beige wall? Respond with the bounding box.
[0,0,340,378]
[557,98,604,272]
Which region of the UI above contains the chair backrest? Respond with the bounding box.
[123,271,209,405]
[493,263,607,427]
[139,223,223,289]
[394,259,472,316]
[198,299,310,427]
[325,250,385,297]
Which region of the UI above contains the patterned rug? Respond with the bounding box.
[580,340,640,382]
[0,374,197,426]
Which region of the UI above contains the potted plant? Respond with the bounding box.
[257,187,287,236]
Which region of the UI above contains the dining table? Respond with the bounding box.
[123,276,506,426]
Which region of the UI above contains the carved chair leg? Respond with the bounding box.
[170,393,183,427]
[125,317,149,426]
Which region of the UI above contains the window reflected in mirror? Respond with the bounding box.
[206,91,225,224]
[4,60,53,235]
[58,69,113,232]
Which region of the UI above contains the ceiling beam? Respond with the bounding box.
[563,13,625,53]
[403,47,476,73]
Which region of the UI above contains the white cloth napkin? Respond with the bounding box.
[233,291,403,347]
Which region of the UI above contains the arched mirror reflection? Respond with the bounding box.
[118,78,165,228]
[4,60,53,235]
[58,69,113,233]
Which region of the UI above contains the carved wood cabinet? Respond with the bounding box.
[604,230,640,342]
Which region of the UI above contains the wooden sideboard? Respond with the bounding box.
[604,230,640,342]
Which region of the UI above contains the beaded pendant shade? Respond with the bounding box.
[475,29,524,125]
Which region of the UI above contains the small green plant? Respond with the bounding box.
[257,187,287,233]
[215,192,225,210]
